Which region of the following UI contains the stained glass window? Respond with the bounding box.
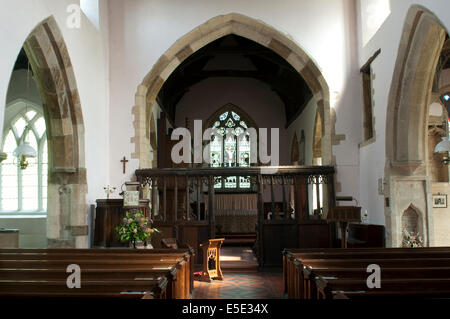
[209,108,254,190]
[0,109,47,213]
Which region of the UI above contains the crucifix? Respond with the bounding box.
[120,156,129,174]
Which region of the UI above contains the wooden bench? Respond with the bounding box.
[0,255,189,298]
[303,265,450,299]
[301,257,450,299]
[316,277,450,299]
[283,246,450,296]
[283,247,450,299]
[0,248,194,299]
[1,248,195,295]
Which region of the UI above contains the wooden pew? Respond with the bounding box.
[0,248,195,296]
[283,246,450,296]
[0,278,168,299]
[316,277,450,300]
[301,257,450,299]
[283,247,450,299]
[0,248,193,299]
[0,266,180,299]
[303,265,450,299]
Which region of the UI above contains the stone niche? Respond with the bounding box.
[401,205,423,247]
[390,179,428,247]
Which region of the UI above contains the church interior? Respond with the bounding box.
[3,0,450,301]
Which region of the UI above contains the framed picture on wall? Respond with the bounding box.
[433,194,447,208]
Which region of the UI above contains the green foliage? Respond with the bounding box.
[115,211,160,243]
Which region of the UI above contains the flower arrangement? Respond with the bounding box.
[402,229,424,248]
[115,211,160,248]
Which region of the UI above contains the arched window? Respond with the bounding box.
[0,102,47,213]
[207,105,257,190]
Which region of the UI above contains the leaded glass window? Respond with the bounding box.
[0,107,47,213]
[209,109,254,190]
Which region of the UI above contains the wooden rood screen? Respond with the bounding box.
[135,166,336,267]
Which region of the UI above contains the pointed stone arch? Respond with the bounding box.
[385,5,448,247]
[20,16,87,247]
[132,13,331,168]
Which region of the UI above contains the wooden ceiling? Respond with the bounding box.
[157,35,313,127]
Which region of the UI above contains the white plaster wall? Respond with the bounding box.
[357,0,450,226]
[286,98,318,167]
[0,0,110,211]
[107,0,362,204]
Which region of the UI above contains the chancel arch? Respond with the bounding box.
[132,13,331,169]
[1,16,88,248]
[385,5,449,247]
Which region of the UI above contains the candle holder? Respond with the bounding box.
[362,210,369,223]
[103,185,116,199]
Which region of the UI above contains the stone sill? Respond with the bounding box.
[0,214,47,219]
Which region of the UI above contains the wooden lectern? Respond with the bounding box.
[327,206,361,248]
[195,238,225,282]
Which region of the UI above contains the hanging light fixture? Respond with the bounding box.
[13,60,36,170]
[13,138,36,169]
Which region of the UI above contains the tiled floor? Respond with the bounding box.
[193,246,284,299]
[192,272,284,299]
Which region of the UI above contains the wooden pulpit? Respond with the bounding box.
[94,199,150,247]
[327,206,361,248]
[195,238,225,282]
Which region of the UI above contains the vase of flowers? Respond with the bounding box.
[115,211,160,248]
[402,229,424,248]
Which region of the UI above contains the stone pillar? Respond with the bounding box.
[47,169,88,248]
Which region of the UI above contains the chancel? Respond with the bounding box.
[2,0,450,302]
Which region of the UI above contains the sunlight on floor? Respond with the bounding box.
[220,256,242,261]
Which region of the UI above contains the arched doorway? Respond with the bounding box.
[1,17,87,248]
[385,5,448,247]
[132,13,331,169]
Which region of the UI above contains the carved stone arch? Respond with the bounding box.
[132,13,331,168]
[291,132,299,164]
[386,6,447,166]
[385,5,448,247]
[20,16,87,248]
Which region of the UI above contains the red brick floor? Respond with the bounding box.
[192,272,284,299]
